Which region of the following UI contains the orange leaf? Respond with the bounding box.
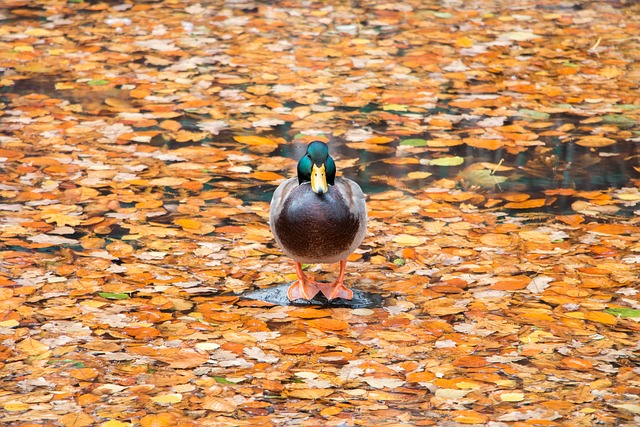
[453,410,489,424]
[503,199,546,209]
[452,356,487,368]
[584,311,617,325]
[382,157,420,165]
[174,218,202,230]
[233,135,278,146]
[587,224,640,235]
[288,308,331,319]
[130,87,151,98]
[405,371,436,382]
[490,275,531,291]
[562,357,593,371]
[159,119,182,131]
[479,233,512,247]
[365,136,394,144]
[123,327,160,339]
[77,393,100,406]
[249,171,285,181]
[575,135,616,148]
[58,413,95,427]
[136,200,164,209]
[557,214,584,226]
[282,344,326,354]
[309,318,350,331]
[463,138,506,150]
[501,192,530,202]
[16,338,50,356]
[140,413,177,427]
[70,368,99,381]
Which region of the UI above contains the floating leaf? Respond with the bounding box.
[233,135,278,146]
[601,114,636,126]
[430,156,464,166]
[504,199,546,209]
[576,135,616,148]
[399,138,428,147]
[87,79,109,86]
[460,169,507,188]
[518,108,550,120]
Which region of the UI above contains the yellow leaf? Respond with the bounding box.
[576,135,616,148]
[25,28,53,36]
[406,171,432,180]
[16,338,50,356]
[140,413,177,427]
[41,213,81,227]
[151,393,183,404]
[500,392,525,402]
[393,234,424,246]
[455,36,474,48]
[453,410,488,424]
[59,412,95,427]
[284,388,334,399]
[0,319,19,327]
[55,82,76,90]
[365,136,394,144]
[233,135,278,146]
[518,230,551,243]
[174,218,203,230]
[102,421,133,427]
[382,104,408,111]
[520,330,555,343]
[4,402,30,411]
[136,200,164,209]
[584,311,617,325]
[14,45,35,52]
[148,177,187,186]
[70,368,100,381]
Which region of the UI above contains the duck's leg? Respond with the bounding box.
[287,262,321,300]
[318,260,354,301]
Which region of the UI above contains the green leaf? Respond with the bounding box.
[430,156,464,167]
[614,104,640,111]
[460,169,508,188]
[87,79,109,86]
[98,292,130,300]
[213,376,235,384]
[604,308,640,318]
[433,12,452,18]
[601,115,636,126]
[518,109,550,120]
[399,139,427,147]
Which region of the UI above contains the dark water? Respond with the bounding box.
[2,75,639,217]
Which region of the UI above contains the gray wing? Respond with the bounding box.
[269,177,298,228]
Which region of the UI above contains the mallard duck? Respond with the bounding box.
[270,141,367,301]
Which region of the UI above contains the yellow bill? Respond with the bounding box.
[311,163,328,194]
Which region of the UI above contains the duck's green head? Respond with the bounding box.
[297,141,336,195]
